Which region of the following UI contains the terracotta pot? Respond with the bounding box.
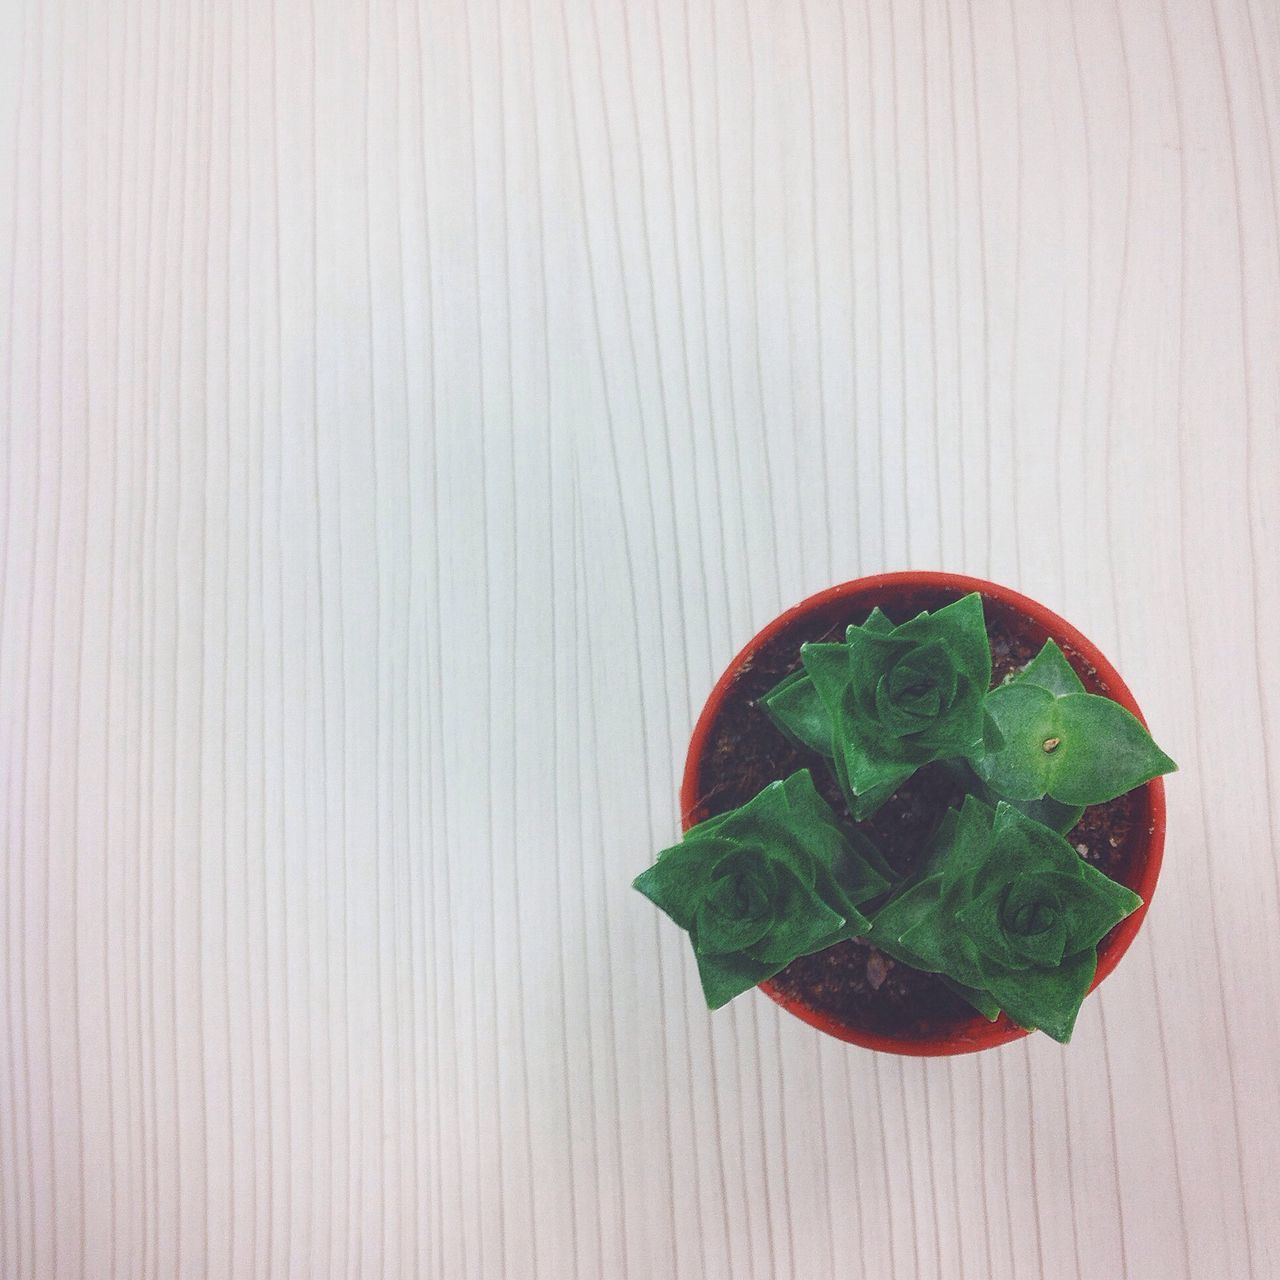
[680,571,1166,1055]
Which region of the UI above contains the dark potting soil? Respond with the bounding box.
[687,587,1146,1041]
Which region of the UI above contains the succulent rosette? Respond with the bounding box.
[762,594,992,819]
[633,771,891,1008]
[865,796,1142,1042]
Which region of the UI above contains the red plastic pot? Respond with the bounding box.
[680,570,1166,1055]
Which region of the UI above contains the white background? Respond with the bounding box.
[2,0,1279,1276]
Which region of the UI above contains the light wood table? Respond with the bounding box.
[2,0,1278,1275]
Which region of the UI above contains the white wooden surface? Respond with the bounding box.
[2,0,1279,1276]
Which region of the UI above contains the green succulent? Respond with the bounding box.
[762,595,991,819]
[635,589,1176,1041]
[633,771,891,1008]
[865,797,1142,1042]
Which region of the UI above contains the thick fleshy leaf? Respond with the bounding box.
[860,878,945,973]
[973,682,1058,800]
[939,795,998,883]
[759,667,834,755]
[898,913,988,989]
[962,757,1085,829]
[775,771,889,934]
[1053,869,1143,953]
[905,679,986,756]
[845,825,898,891]
[693,900,773,955]
[980,709,1005,753]
[841,749,916,812]
[990,804,1141,947]
[842,627,909,713]
[829,747,912,818]
[872,805,992,987]
[696,776,820,886]
[692,861,779,954]
[918,805,962,872]
[978,654,1176,807]
[985,801,1081,881]
[825,691,916,815]
[861,607,895,635]
[961,758,1086,833]
[1016,639,1086,697]
[829,737,857,811]
[801,640,857,713]
[875,669,940,734]
[777,769,844,837]
[899,643,959,701]
[632,835,741,928]
[805,830,889,924]
[846,772,912,822]
[939,976,1002,1021]
[982,948,1098,1044]
[1046,694,1179,805]
[1006,794,1086,835]
[694,949,776,1010]
[809,863,874,941]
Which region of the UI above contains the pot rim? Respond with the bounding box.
[679,570,1167,1056]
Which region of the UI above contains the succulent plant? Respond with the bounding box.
[863,797,1142,1042]
[633,771,890,1008]
[762,595,991,819]
[633,591,1176,1042]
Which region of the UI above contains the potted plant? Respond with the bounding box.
[632,571,1175,1053]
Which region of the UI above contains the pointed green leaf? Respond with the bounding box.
[800,641,856,713]
[850,777,911,822]
[962,759,1085,833]
[632,835,739,928]
[1005,794,1086,834]
[744,866,847,965]
[845,825,898,891]
[694,950,776,1010]
[973,682,1058,801]
[979,647,1176,808]
[862,877,950,975]
[864,876,944,951]
[898,915,988,990]
[1044,694,1179,806]
[980,709,1005,754]
[693,866,778,954]
[1016,639,1086,697]
[759,668,834,756]
[941,795,999,882]
[1055,869,1142,954]
[983,948,1098,1044]
[939,975,1002,1021]
[987,801,1082,879]
[899,591,992,692]
[861,607,895,635]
